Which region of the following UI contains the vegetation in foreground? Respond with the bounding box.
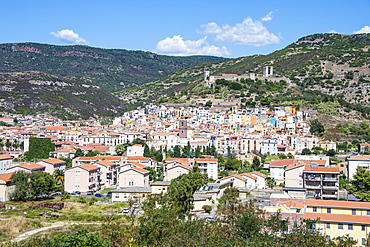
[0,173,358,247]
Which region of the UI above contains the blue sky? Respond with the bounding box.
[2,0,370,58]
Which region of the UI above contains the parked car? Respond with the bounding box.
[205,216,215,222]
[122,208,129,214]
[133,202,139,208]
[69,192,79,197]
[107,191,112,197]
[94,193,104,197]
[50,192,62,197]
[86,190,94,195]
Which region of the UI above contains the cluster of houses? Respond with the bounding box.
[1,104,370,245]
[0,104,337,162]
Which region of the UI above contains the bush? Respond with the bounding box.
[89,197,98,206]
[202,205,212,214]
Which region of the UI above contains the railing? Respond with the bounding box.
[322,194,338,198]
[305,185,322,189]
[305,177,322,181]
[322,186,338,190]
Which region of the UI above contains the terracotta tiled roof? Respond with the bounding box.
[348,155,370,161]
[0,154,13,160]
[195,158,217,162]
[18,163,45,170]
[131,166,149,174]
[304,212,370,224]
[0,173,13,182]
[279,200,304,209]
[39,158,65,164]
[304,166,339,173]
[130,162,146,168]
[79,163,100,171]
[305,199,370,209]
[270,159,294,168]
[57,148,76,153]
[126,156,150,161]
[248,171,267,178]
[96,160,115,167]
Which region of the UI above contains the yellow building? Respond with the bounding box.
[304,199,370,246]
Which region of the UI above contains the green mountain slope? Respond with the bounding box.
[0,43,226,91]
[118,33,370,120]
[0,71,126,119]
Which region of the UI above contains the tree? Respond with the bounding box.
[194,147,201,158]
[86,150,101,157]
[132,138,146,145]
[348,166,370,201]
[74,148,84,157]
[173,145,181,158]
[10,171,56,201]
[266,177,275,188]
[202,205,212,214]
[310,119,325,137]
[251,156,262,171]
[167,172,209,213]
[143,144,151,157]
[115,144,128,156]
[23,137,55,161]
[301,148,312,155]
[326,149,336,156]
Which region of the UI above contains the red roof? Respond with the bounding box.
[304,212,370,224]
[79,163,100,171]
[0,173,13,182]
[306,199,370,209]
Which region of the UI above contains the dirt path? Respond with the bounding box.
[10,222,101,243]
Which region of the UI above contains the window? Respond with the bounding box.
[363,238,367,245]
[349,237,354,242]
[338,223,343,229]
[327,208,331,214]
[362,225,365,231]
[367,210,370,215]
[326,223,330,229]
[352,209,356,215]
[348,224,353,230]
[313,207,317,212]
[326,236,330,242]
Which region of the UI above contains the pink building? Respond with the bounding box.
[7,163,46,173]
[64,163,101,193]
[36,158,66,174]
[94,160,116,187]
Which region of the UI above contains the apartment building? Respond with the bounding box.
[304,199,370,246]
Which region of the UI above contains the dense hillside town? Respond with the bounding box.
[0,103,370,244]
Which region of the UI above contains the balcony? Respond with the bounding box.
[322,186,338,190]
[322,194,338,198]
[305,185,322,189]
[323,178,338,182]
[305,176,322,181]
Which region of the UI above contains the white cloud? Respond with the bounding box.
[50,29,89,44]
[261,11,275,22]
[353,25,370,34]
[201,22,222,34]
[328,30,339,34]
[155,35,230,56]
[200,17,280,46]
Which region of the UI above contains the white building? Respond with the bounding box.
[347,155,370,180]
[0,154,13,175]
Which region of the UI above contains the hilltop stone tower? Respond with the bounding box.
[204,71,210,81]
